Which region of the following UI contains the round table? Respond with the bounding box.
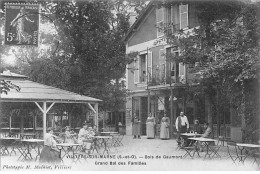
[56,143,81,162]
[236,143,260,164]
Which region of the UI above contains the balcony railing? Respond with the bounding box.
[146,63,205,87]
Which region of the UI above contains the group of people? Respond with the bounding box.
[132,113,171,139]
[132,112,212,142]
[39,122,97,163]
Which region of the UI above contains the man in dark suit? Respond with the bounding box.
[193,119,203,134]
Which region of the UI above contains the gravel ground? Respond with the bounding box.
[1,136,259,171]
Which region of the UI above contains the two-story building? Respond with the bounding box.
[124,1,232,138]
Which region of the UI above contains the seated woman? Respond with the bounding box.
[64,126,76,143]
[39,127,61,164]
[78,123,93,153]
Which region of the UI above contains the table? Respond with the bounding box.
[21,139,44,161]
[100,132,118,135]
[94,136,112,155]
[56,143,81,162]
[0,137,20,155]
[181,133,202,136]
[180,133,201,147]
[236,143,260,164]
[20,133,36,139]
[189,137,217,159]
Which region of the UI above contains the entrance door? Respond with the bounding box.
[140,97,148,135]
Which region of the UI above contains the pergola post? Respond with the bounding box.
[9,115,12,132]
[35,102,55,140]
[43,102,47,140]
[94,103,99,131]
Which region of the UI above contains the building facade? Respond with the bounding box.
[124,1,232,139]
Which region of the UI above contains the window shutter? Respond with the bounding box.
[156,7,164,37]
[147,52,153,82]
[180,4,188,29]
[134,56,139,83]
[171,4,179,31]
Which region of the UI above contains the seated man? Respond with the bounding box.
[201,122,212,138]
[77,122,89,144]
[198,122,212,151]
[193,120,203,134]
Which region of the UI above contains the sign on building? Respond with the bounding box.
[5,3,40,46]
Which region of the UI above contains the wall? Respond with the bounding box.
[128,8,157,47]
[125,2,201,136]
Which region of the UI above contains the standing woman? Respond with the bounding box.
[160,113,170,140]
[132,114,141,139]
[39,127,61,163]
[146,113,155,139]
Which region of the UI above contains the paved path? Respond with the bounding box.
[1,136,259,171]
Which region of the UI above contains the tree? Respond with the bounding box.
[162,0,259,142]
[0,80,20,94]
[0,0,147,131]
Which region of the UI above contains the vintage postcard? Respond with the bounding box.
[0,0,259,171]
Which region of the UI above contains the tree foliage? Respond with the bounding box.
[0,0,145,115]
[163,0,259,142]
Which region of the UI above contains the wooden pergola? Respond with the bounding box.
[0,71,102,139]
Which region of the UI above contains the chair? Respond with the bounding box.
[72,145,89,164]
[73,150,89,164]
[17,146,32,161]
[251,152,260,167]
[217,136,231,146]
[182,136,200,159]
[183,145,200,159]
[208,142,221,158]
[111,134,124,147]
[82,139,96,154]
[0,139,10,156]
[117,134,124,146]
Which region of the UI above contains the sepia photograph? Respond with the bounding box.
[0,0,259,171]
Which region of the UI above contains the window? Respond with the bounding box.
[166,47,179,83]
[180,4,188,29]
[132,97,140,118]
[165,4,180,34]
[156,7,164,37]
[159,49,166,84]
[134,56,139,84]
[106,112,125,126]
[140,54,147,82]
[134,52,152,84]
[147,52,152,82]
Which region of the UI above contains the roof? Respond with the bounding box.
[124,0,242,42]
[124,2,155,42]
[0,77,102,103]
[1,70,28,79]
